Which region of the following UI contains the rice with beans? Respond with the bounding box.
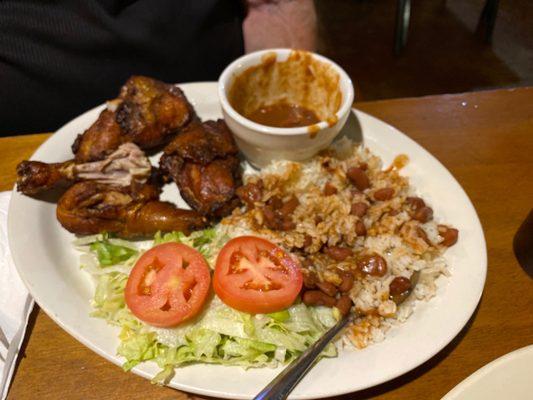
[220,139,458,349]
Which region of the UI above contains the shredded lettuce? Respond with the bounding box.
[79,229,339,382]
[77,233,138,267]
[118,328,159,371]
[267,310,290,322]
[192,227,216,254]
[153,228,227,265]
[90,240,138,266]
[148,296,337,380]
[153,231,186,245]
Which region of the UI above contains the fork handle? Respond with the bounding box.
[254,315,351,400]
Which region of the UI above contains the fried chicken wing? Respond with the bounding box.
[56,181,206,238]
[160,120,242,218]
[72,76,195,163]
[17,143,151,195]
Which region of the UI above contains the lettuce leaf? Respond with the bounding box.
[267,310,290,322]
[118,327,159,371]
[153,231,186,245]
[153,229,227,264]
[192,227,216,248]
[90,239,138,266]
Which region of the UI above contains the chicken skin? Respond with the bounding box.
[159,120,242,218]
[16,160,76,195]
[161,119,237,165]
[71,110,124,164]
[176,157,242,218]
[72,76,195,163]
[56,181,207,238]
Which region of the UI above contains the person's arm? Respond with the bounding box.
[243,0,317,53]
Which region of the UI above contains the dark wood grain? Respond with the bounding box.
[2,88,532,400]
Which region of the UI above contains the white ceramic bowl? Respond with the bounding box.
[218,49,354,168]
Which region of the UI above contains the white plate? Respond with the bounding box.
[442,345,533,400]
[8,82,487,399]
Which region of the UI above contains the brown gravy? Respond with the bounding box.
[227,50,342,137]
[245,102,320,128]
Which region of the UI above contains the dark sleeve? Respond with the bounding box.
[0,0,245,135]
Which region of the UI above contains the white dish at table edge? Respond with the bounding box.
[442,345,533,400]
[7,82,487,399]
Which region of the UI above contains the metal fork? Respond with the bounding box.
[253,314,353,400]
[253,275,418,400]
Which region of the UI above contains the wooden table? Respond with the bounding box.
[2,88,532,399]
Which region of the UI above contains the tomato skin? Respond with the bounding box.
[213,236,303,314]
[125,242,210,327]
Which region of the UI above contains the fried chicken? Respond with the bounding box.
[160,120,242,218]
[176,157,242,217]
[16,76,241,238]
[72,76,195,163]
[17,143,151,195]
[17,76,195,195]
[16,160,76,195]
[56,181,207,238]
[71,109,124,164]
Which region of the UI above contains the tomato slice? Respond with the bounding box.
[213,236,303,314]
[125,242,210,327]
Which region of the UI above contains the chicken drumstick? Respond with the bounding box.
[17,143,151,195]
[56,181,207,238]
